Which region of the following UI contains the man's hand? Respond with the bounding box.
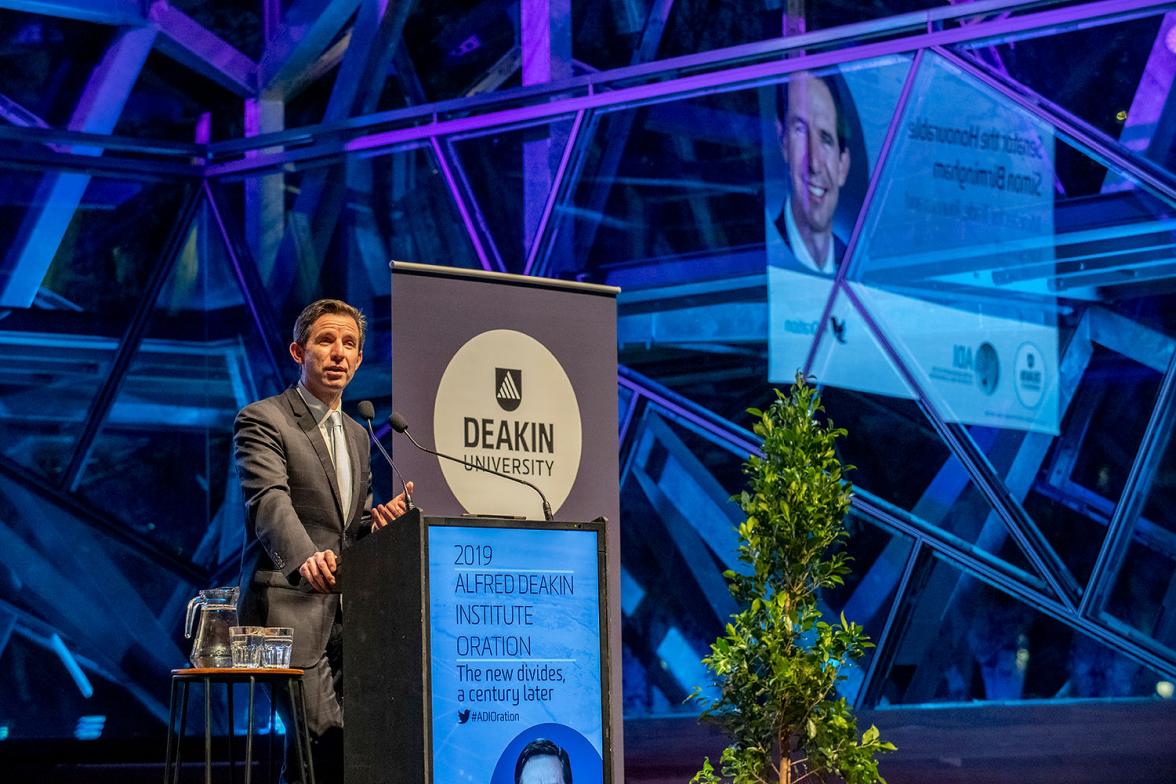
[372,481,415,531]
[299,549,339,593]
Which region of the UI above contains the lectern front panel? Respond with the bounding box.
[426,519,608,784]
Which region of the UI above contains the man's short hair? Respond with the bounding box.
[292,299,367,349]
[514,738,572,784]
[776,71,853,153]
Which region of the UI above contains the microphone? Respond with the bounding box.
[356,400,415,511]
[388,411,554,522]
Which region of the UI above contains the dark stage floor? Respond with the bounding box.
[5,700,1176,783]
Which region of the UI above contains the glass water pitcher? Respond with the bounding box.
[184,587,240,667]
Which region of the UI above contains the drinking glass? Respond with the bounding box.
[260,627,294,668]
[229,626,265,668]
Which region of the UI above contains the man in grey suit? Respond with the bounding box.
[235,298,413,784]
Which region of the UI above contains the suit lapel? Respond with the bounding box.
[284,386,347,528]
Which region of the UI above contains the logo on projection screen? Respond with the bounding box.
[434,330,582,518]
[1014,341,1046,409]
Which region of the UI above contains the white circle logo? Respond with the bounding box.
[1014,342,1046,409]
[433,330,582,519]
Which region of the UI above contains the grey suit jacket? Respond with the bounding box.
[234,386,373,667]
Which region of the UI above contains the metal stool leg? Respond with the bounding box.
[175,681,190,784]
[288,679,316,784]
[267,685,277,784]
[164,677,179,784]
[244,676,256,784]
[227,681,236,784]
[204,677,213,784]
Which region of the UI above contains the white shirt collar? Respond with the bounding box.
[296,382,339,427]
[783,196,836,275]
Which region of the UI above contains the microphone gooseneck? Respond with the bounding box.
[389,411,554,522]
[356,400,415,511]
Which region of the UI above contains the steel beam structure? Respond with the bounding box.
[204,182,290,384]
[62,185,202,491]
[1082,347,1176,616]
[258,0,362,100]
[618,367,761,467]
[523,109,583,274]
[149,1,257,96]
[629,413,740,620]
[0,449,208,584]
[197,0,1172,177]
[0,24,157,307]
[521,0,572,269]
[1104,11,1176,191]
[1,1,1164,178]
[269,0,416,298]
[0,0,144,25]
[851,491,1176,682]
[430,136,497,271]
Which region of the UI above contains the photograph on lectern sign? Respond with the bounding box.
[428,522,606,784]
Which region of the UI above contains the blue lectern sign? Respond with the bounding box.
[428,523,606,784]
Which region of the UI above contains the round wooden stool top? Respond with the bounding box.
[172,667,305,678]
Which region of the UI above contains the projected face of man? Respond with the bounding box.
[779,73,851,269]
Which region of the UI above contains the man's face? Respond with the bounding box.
[519,755,567,784]
[289,313,363,403]
[780,74,850,238]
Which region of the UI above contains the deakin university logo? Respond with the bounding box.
[495,368,522,411]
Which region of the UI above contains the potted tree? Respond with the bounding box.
[692,374,895,784]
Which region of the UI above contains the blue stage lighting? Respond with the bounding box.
[74,715,105,741]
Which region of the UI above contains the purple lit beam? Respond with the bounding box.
[243,98,285,281]
[444,136,507,271]
[521,0,571,269]
[0,93,50,130]
[0,0,143,25]
[263,0,282,43]
[521,0,670,276]
[274,0,413,292]
[521,0,572,86]
[618,367,761,459]
[207,0,1172,178]
[1103,11,1176,192]
[203,0,1149,158]
[549,0,673,276]
[938,46,1176,202]
[430,137,495,272]
[149,1,257,96]
[636,0,676,62]
[0,25,156,308]
[523,109,583,275]
[204,181,288,383]
[803,51,923,376]
[259,0,361,99]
